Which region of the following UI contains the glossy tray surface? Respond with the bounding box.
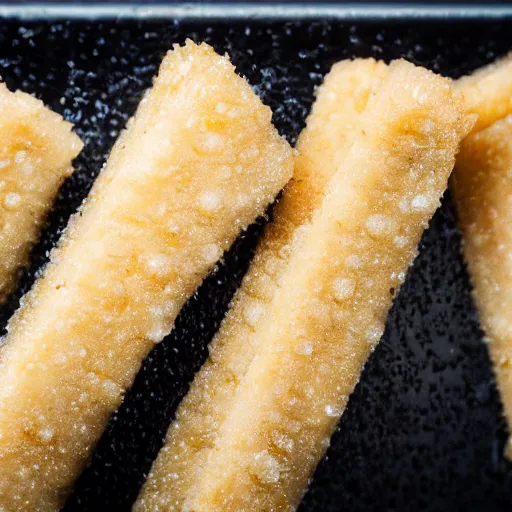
[0,6,511,511]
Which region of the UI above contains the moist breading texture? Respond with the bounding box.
[134,58,389,512]
[457,52,512,134]
[0,40,292,511]
[181,60,472,512]
[453,115,512,460]
[0,84,83,302]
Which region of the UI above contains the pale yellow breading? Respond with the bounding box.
[134,58,389,512]
[0,40,292,511]
[453,116,512,460]
[178,60,472,512]
[0,85,83,301]
[457,52,512,134]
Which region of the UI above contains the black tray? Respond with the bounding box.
[1,4,512,511]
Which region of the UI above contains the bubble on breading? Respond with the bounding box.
[215,102,227,114]
[199,132,224,152]
[366,323,384,344]
[112,281,125,297]
[22,160,34,175]
[393,235,408,249]
[398,197,411,213]
[227,108,240,118]
[412,85,427,104]
[324,404,342,417]
[102,379,119,397]
[199,191,222,213]
[244,300,264,327]
[202,244,222,265]
[38,427,54,443]
[271,431,294,452]
[410,194,430,210]
[251,451,280,484]
[146,254,173,276]
[346,254,362,268]
[365,214,396,237]
[168,220,180,234]
[332,277,356,301]
[278,244,291,259]
[14,150,28,164]
[240,145,260,161]
[295,341,314,356]
[54,353,67,364]
[3,193,21,210]
[147,325,167,343]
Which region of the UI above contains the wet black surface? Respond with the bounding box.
[0,16,511,512]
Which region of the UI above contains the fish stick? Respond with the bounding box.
[457,52,512,134]
[134,58,389,512]
[0,85,82,301]
[0,40,292,511]
[452,116,512,460]
[179,60,473,511]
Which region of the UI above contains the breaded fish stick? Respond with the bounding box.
[453,116,512,459]
[0,85,82,301]
[180,61,472,511]
[0,40,292,511]
[134,58,389,512]
[457,52,512,134]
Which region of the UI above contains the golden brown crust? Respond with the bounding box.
[457,52,512,134]
[453,116,512,460]
[138,59,473,511]
[0,85,83,301]
[134,58,389,512]
[0,41,292,511]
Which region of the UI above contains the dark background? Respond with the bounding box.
[0,4,511,512]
